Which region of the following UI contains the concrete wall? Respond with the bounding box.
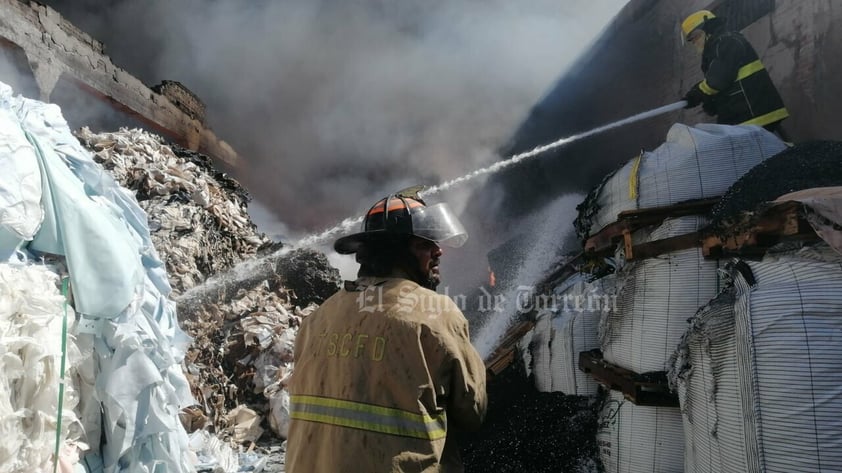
[0,0,237,167]
[152,80,207,124]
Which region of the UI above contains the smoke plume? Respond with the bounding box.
[40,0,627,238]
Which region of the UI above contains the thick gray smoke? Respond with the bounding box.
[41,0,627,237]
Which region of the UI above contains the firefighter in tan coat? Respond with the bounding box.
[286,187,488,472]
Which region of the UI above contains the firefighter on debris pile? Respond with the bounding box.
[286,186,488,472]
[680,10,789,134]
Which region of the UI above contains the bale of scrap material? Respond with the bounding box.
[0,263,85,473]
[1,81,195,472]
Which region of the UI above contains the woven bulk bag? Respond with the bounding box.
[597,389,684,473]
[531,309,553,392]
[576,123,786,240]
[550,274,616,396]
[670,245,842,473]
[601,216,720,373]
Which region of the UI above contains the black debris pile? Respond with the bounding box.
[710,141,842,232]
[459,365,602,473]
[275,248,342,307]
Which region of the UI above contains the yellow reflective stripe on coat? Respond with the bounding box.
[290,395,447,440]
[740,107,789,127]
[736,60,765,81]
[699,80,718,95]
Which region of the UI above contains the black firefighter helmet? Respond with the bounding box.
[334,186,468,254]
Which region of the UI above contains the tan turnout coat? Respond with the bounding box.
[286,276,487,472]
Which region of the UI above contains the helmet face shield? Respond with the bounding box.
[333,190,469,254]
[408,202,468,248]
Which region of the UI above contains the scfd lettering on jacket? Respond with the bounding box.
[315,330,387,361]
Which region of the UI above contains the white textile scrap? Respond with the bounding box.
[0,263,85,473]
[0,81,197,471]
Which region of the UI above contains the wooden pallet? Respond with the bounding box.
[538,252,584,292]
[702,201,821,259]
[578,349,678,407]
[484,320,535,377]
[584,198,719,260]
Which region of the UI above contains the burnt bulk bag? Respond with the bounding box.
[670,245,842,473]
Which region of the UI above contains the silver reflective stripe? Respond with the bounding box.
[290,394,447,440]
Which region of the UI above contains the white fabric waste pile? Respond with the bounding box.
[1,81,198,472]
[669,244,842,473]
[0,263,85,473]
[575,123,786,240]
[74,127,269,296]
[600,216,720,374]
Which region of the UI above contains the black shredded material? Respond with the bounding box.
[574,167,620,244]
[458,365,602,473]
[710,141,842,229]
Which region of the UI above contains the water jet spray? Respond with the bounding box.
[178,101,686,305]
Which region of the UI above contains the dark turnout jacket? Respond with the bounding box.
[694,18,788,127]
[286,276,487,473]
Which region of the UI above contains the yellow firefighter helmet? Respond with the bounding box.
[681,10,716,41]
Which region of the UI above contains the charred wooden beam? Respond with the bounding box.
[578,349,678,407]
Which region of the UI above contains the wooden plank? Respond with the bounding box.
[702,202,820,259]
[539,252,584,291]
[585,198,719,255]
[578,349,678,407]
[585,219,630,253]
[628,231,703,261]
[484,320,535,377]
[616,197,719,224]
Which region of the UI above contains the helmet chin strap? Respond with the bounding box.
[694,35,706,53]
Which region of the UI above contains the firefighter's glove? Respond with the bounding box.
[682,84,705,109]
[702,99,717,116]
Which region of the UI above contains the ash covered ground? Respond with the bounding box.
[458,365,602,473]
